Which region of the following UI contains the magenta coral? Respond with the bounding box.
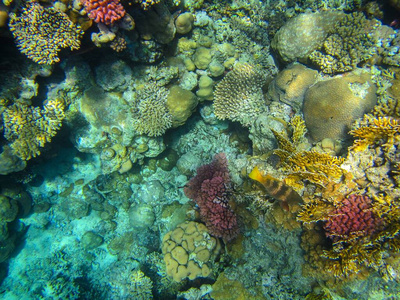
[323,194,383,242]
[81,0,125,25]
[184,153,239,241]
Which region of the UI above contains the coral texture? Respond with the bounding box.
[8,3,83,64]
[162,221,221,282]
[213,63,267,127]
[2,99,65,160]
[81,0,125,25]
[132,84,172,137]
[323,194,383,242]
[309,12,378,74]
[184,153,239,241]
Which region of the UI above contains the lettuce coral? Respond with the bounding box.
[8,3,83,65]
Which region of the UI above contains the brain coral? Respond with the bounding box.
[271,11,344,64]
[213,63,267,127]
[162,221,221,282]
[303,71,377,142]
[132,83,172,137]
[8,3,83,65]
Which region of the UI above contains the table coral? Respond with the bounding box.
[8,3,83,65]
[81,0,125,25]
[184,153,239,241]
[2,99,65,160]
[213,63,267,127]
[162,221,221,282]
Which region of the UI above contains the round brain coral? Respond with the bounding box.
[303,71,377,141]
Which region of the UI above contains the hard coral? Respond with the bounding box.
[8,3,83,65]
[214,63,267,127]
[2,99,65,160]
[81,0,125,25]
[309,12,378,74]
[184,153,239,241]
[132,83,172,137]
[323,194,383,242]
[162,221,221,282]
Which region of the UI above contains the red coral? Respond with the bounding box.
[81,0,125,25]
[323,194,383,242]
[184,153,239,241]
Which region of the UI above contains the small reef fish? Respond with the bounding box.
[249,166,303,211]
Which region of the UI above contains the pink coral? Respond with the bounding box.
[184,153,239,241]
[81,0,125,25]
[323,194,383,242]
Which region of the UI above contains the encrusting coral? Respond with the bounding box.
[8,3,83,65]
[2,98,66,160]
[213,63,267,127]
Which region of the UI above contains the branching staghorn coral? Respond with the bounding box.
[8,3,83,64]
[213,63,267,127]
[132,83,172,137]
[2,98,65,160]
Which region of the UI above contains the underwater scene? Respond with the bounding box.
[1,0,400,299]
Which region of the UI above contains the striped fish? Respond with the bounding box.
[249,166,302,211]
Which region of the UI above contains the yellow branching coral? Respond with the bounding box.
[134,0,161,10]
[132,84,172,137]
[349,116,400,151]
[213,63,267,127]
[2,99,65,160]
[271,129,346,187]
[289,115,307,145]
[8,3,83,64]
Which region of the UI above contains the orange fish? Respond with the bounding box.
[249,166,302,211]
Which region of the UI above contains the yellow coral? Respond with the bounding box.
[2,98,65,160]
[349,116,400,151]
[289,115,307,145]
[8,3,83,64]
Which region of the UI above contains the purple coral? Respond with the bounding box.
[323,194,383,242]
[184,153,239,241]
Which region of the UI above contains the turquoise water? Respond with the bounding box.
[1,0,400,299]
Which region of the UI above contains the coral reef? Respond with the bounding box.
[323,194,383,242]
[213,63,267,127]
[2,98,66,160]
[184,153,239,241]
[162,221,221,282]
[309,12,378,74]
[303,70,377,142]
[81,0,125,25]
[271,11,344,64]
[8,3,83,64]
[132,83,173,137]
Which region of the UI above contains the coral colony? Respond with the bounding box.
[1,0,400,299]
